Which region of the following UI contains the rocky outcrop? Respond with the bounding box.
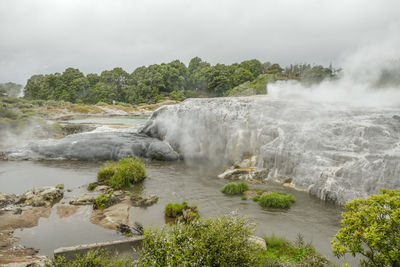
[0,193,17,209]
[18,185,64,207]
[90,201,131,230]
[141,97,400,204]
[69,195,96,206]
[218,167,267,183]
[130,194,158,207]
[7,131,179,161]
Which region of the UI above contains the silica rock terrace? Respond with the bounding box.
[8,96,400,205]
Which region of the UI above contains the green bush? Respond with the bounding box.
[87,182,97,191]
[164,201,187,218]
[138,215,263,266]
[262,234,330,265]
[45,249,135,267]
[97,158,146,190]
[256,192,295,209]
[93,193,112,210]
[332,188,400,267]
[109,158,146,190]
[97,162,117,182]
[169,89,186,101]
[220,182,249,195]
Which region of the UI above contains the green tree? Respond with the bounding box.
[231,67,255,87]
[240,59,264,78]
[99,67,130,102]
[332,188,400,267]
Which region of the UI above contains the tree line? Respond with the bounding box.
[23,57,336,104]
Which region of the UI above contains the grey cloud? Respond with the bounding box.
[0,0,399,84]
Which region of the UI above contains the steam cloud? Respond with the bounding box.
[269,32,400,107]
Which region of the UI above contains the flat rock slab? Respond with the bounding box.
[90,201,131,230]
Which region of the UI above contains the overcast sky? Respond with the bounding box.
[1,0,399,84]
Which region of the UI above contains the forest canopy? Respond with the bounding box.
[23,57,335,105]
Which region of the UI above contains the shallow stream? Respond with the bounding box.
[0,160,357,265]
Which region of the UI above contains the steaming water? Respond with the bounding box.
[0,160,357,265]
[142,97,400,204]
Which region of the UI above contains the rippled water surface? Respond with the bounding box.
[0,160,357,265]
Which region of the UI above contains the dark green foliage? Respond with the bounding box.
[97,158,146,190]
[220,182,249,195]
[93,193,113,210]
[225,73,275,96]
[23,58,338,103]
[169,89,186,101]
[45,249,135,267]
[262,234,333,265]
[164,201,187,217]
[139,215,263,266]
[164,201,199,223]
[256,192,295,209]
[87,182,97,191]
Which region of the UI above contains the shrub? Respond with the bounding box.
[169,89,186,101]
[87,182,97,191]
[263,234,328,265]
[97,158,146,190]
[138,215,263,266]
[332,188,400,267]
[220,182,249,195]
[45,249,135,267]
[97,162,117,182]
[109,158,146,190]
[256,192,295,209]
[93,193,112,210]
[164,201,187,218]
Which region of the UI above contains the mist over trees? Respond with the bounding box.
[0,82,23,98]
[23,58,335,104]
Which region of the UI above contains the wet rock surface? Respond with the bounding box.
[69,195,96,206]
[0,207,51,231]
[7,131,179,161]
[56,205,79,218]
[90,200,131,230]
[0,193,17,209]
[18,185,64,207]
[130,194,158,207]
[218,167,267,183]
[141,97,400,204]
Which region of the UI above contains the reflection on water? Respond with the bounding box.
[0,160,356,265]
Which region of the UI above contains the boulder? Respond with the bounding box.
[218,167,267,183]
[130,194,158,207]
[90,201,131,230]
[0,193,17,209]
[69,195,95,206]
[19,185,64,207]
[248,235,267,249]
